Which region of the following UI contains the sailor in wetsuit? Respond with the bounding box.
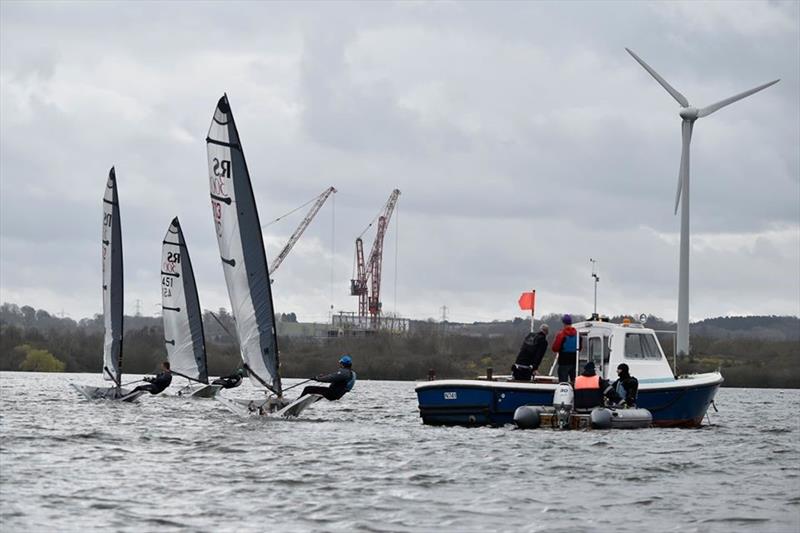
[300,355,357,401]
[131,361,173,395]
[609,363,639,407]
[212,368,244,389]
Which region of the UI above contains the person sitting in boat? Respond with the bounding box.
[130,361,173,395]
[300,355,356,401]
[609,363,639,407]
[212,368,244,389]
[552,314,578,383]
[512,324,549,381]
[573,361,613,410]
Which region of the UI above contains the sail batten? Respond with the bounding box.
[161,217,208,383]
[206,95,282,394]
[102,168,123,384]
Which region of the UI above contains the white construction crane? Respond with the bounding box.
[267,186,337,275]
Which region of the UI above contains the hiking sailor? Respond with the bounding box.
[512,324,549,381]
[130,361,173,395]
[212,368,244,389]
[301,355,357,401]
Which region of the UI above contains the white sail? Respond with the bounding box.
[161,217,208,383]
[102,167,123,383]
[206,94,282,395]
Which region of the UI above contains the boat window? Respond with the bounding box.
[588,337,602,367]
[624,333,661,359]
[604,336,611,365]
[577,333,589,366]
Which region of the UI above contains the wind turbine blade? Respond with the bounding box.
[626,48,689,107]
[675,120,693,214]
[698,79,780,117]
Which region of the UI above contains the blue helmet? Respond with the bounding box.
[339,354,352,367]
[561,313,573,325]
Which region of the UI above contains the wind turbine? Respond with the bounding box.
[626,48,779,357]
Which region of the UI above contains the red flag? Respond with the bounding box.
[518,291,536,311]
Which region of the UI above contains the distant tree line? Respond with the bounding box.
[1,303,797,388]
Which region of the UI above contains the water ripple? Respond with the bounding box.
[1,374,799,532]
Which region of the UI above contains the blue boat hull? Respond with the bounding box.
[416,378,721,428]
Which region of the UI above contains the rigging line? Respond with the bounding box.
[394,202,398,316]
[261,190,322,229]
[331,192,336,314]
[357,194,392,239]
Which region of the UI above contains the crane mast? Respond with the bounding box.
[351,238,367,316]
[350,189,401,327]
[269,186,336,275]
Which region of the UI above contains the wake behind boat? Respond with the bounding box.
[72,168,142,403]
[416,318,722,427]
[207,94,316,417]
[161,217,221,399]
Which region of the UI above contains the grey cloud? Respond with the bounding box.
[1,1,797,323]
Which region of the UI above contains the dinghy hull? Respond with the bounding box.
[176,384,222,398]
[71,383,144,403]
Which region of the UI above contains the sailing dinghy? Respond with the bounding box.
[72,168,143,402]
[206,94,321,417]
[161,217,222,398]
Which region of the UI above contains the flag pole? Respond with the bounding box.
[530,289,535,333]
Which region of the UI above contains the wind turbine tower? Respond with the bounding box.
[626,48,779,357]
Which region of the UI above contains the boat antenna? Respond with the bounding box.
[590,258,600,318]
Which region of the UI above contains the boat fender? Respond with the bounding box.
[514,405,543,430]
[590,408,613,429]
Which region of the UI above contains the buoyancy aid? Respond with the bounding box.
[574,374,602,409]
[575,375,600,390]
[561,334,578,352]
[345,371,357,392]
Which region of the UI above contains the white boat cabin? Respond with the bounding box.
[573,319,675,384]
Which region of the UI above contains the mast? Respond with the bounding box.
[102,167,123,387]
[161,217,208,383]
[206,94,282,395]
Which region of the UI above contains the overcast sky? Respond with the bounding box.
[1,1,798,324]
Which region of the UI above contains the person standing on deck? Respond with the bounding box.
[552,314,578,383]
[130,361,173,395]
[301,355,357,401]
[512,324,549,381]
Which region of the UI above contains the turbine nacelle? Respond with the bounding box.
[679,107,699,121]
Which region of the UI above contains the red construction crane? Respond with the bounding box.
[350,189,401,326]
[267,186,337,275]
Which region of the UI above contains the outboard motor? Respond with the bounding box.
[552,383,574,429]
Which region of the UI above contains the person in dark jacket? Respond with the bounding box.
[512,324,549,381]
[573,361,613,409]
[300,355,357,401]
[609,363,638,407]
[552,314,579,383]
[212,368,243,389]
[131,361,172,395]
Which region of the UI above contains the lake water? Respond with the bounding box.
[1,372,798,532]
